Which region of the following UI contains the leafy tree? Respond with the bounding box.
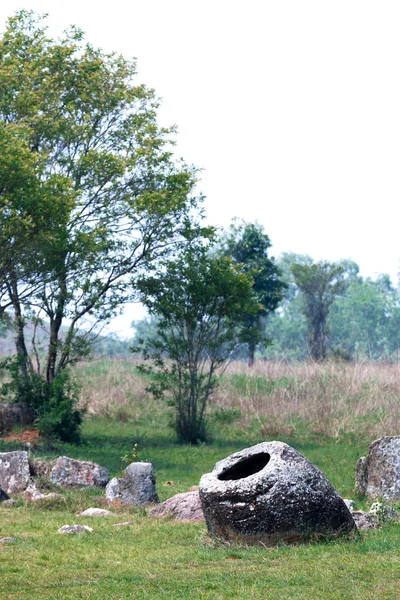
[328,274,400,360]
[218,221,287,366]
[0,11,205,440]
[134,243,258,444]
[291,261,346,361]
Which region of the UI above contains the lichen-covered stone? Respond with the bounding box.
[149,491,204,521]
[355,456,368,496]
[356,437,400,500]
[105,462,158,506]
[0,451,30,494]
[29,458,55,477]
[57,525,93,534]
[50,456,109,488]
[199,441,356,545]
[351,511,377,530]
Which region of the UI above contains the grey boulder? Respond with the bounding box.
[0,451,30,494]
[149,491,204,521]
[0,486,10,502]
[199,441,356,545]
[355,436,400,500]
[105,462,158,506]
[50,456,109,488]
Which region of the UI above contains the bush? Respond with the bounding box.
[1,357,83,443]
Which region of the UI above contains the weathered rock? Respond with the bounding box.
[79,507,114,517]
[0,486,10,502]
[343,498,355,511]
[0,537,17,543]
[57,525,93,534]
[24,484,46,501]
[112,521,133,527]
[29,458,55,477]
[50,456,109,488]
[0,402,34,431]
[149,491,204,521]
[355,456,368,496]
[24,484,65,507]
[105,462,158,506]
[0,451,30,494]
[199,441,356,545]
[355,437,400,500]
[2,499,16,507]
[351,511,377,530]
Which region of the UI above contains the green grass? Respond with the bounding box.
[1,360,400,598]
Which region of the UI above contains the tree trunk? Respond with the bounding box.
[8,273,31,380]
[248,341,256,367]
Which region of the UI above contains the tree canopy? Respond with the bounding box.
[217,221,287,365]
[0,10,206,440]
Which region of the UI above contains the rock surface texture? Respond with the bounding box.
[50,456,109,488]
[79,507,114,517]
[355,437,400,500]
[0,451,30,494]
[57,525,93,534]
[105,462,158,506]
[0,486,10,502]
[149,491,204,521]
[199,441,356,545]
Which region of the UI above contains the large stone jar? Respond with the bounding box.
[199,441,356,545]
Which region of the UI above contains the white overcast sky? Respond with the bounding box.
[1,1,400,337]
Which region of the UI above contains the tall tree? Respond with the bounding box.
[218,221,286,366]
[0,11,205,439]
[291,261,345,361]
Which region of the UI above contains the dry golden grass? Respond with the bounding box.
[74,358,400,441]
[214,360,400,441]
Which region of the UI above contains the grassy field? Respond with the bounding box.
[1,359,400,599]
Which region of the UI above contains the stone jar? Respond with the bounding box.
[199,441,356,545]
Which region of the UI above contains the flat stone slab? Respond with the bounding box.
[50,456,109,488]
[149,491,204,521]
[0,451,30,494]
[79,508,114,517]
[57,525,93,534]
[200,441,356,544]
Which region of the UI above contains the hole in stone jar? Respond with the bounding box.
[218,453,271,481]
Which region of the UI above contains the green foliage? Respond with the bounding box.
[328,275,400,360]
[0,10,207,440]
[1,357,83,443]
[217,221,287,365]
[134,243,258,444]
[291,261,346,361]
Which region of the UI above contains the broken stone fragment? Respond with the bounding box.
[0,451,30,494]
[351,511,377,530]
[57,525,93,534]
[199,441,356,545]
[355,437,400,500]
[50,456,109,488]
[149,491,204,521]
[105,462,158,506]
[79,507,114,517]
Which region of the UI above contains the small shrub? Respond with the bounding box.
[1,358,83,444]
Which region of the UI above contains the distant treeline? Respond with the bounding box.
[132,253,400,362]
